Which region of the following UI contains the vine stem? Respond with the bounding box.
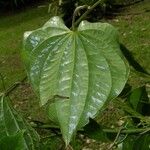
[73,0,106,29]
[0,76,27,97]
[31,122,150,134]
[114,100,150,125]
[108,127,123,150]
[72,5,88,30]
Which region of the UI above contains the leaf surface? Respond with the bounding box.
[23,16,129,145]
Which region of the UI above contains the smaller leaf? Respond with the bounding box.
[0,96,40,149]
[122,134,150,150]
[122,135,136,150]
[133,134,150,150]
[128,86,150,115]
[0,131,25,150]
[84,119,109,142]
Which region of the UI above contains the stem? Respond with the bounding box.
[31,122,150,134]
[71,5,88,30]
[108,127,123,150]
[0,76,27,97]
[65,145,73,150]
[103,128,150,134]
[74,0,106,27]
[114,100,150,125]
[71,133,76,150]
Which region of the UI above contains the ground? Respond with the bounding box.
[0,0,150,149]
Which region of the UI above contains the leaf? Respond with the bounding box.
[0,131,25,150]
[128,86,150,115]
[22,16,70,75]
[0,96,40,150]
[23,16,129,145]
[121,135,136,150]
[84,119,109,142]
[119,83,132,98]
[133,134,150,150]
[122,134,150,150]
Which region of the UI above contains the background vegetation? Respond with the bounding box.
[0,0,149,149]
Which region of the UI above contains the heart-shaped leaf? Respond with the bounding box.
[0,96,40,149]
[23,16,129,145]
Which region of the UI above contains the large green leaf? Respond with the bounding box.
[0,96,40,150]
[23,16,129,145]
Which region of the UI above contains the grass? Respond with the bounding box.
[0,4,53,91]
[108,0,150,87]
[0,0,150,149]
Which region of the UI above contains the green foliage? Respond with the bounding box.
[59,0,144,26]
[23,16,129,145]
[0,131,25,150]
[40,136,63,150]
[122,134,150,150]
[0,95,40,149]
[128,86,150,115]
[84,119,109,142]
[119,85,150,150]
